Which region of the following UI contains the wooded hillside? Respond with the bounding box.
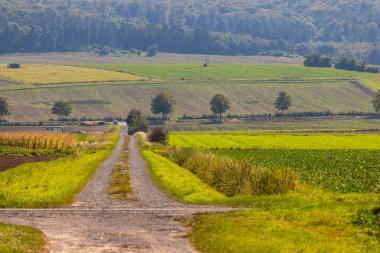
[0,0,379,59]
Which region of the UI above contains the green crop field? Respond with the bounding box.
[215,149,380,193]
[169,133,380,150]
[88,64,380,90]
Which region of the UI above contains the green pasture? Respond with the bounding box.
[0,223,46,253]
[169,133,380,150]
[87,63,380,90]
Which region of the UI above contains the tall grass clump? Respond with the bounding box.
[108,136,133,200]
[165,147,297,196]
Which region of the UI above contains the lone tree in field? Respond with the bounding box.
[274,91,292,115]
[151,91,176,119]
[51,100,72,121]
[372,90,380,112]
[0,97,10,121]
[210,94,231,120]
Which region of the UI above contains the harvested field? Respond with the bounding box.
[0,65,145,85]
[0,155,58,171]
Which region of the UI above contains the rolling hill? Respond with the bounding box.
[0,59,378,122]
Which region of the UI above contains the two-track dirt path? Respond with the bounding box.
[0,125,227,252]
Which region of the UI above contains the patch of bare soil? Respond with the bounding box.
[0,155,58,171]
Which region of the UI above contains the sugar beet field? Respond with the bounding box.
[170,133,380,193]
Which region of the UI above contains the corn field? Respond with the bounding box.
[0,132,78,150]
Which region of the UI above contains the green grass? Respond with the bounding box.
[0,146,74,156]
[108,136,133,201]
[0,127,119,208]
[166,118,380,133]
[86,64,359,80]
[88,63,380,90]
[141,150,226,204]
[215,149,380,193]
[170,133,380,150]
[0,223,46,253]
[189,188,380,253]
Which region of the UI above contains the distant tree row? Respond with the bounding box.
[3,89,380,124]
[304,54,379,73]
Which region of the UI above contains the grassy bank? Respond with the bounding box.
[0,127,119,208]
[0,223,46,253]
[190,188,380,253]
[142,150,226,204]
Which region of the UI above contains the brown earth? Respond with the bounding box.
[0,155,58,171]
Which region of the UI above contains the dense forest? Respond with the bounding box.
[0,0,379,62]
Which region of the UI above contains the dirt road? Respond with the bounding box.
[0,125,225,252]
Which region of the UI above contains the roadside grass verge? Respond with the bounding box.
[108,136,133,201]
[190,200,380,253]
[0,126,120,208]
[187,186,380,253]
[0,222,46,253]
[165,147,297,197]
[142,150,226,204]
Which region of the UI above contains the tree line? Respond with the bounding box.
[0,0,380,60]
[304,54,380,73]
[2,89,380,125]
